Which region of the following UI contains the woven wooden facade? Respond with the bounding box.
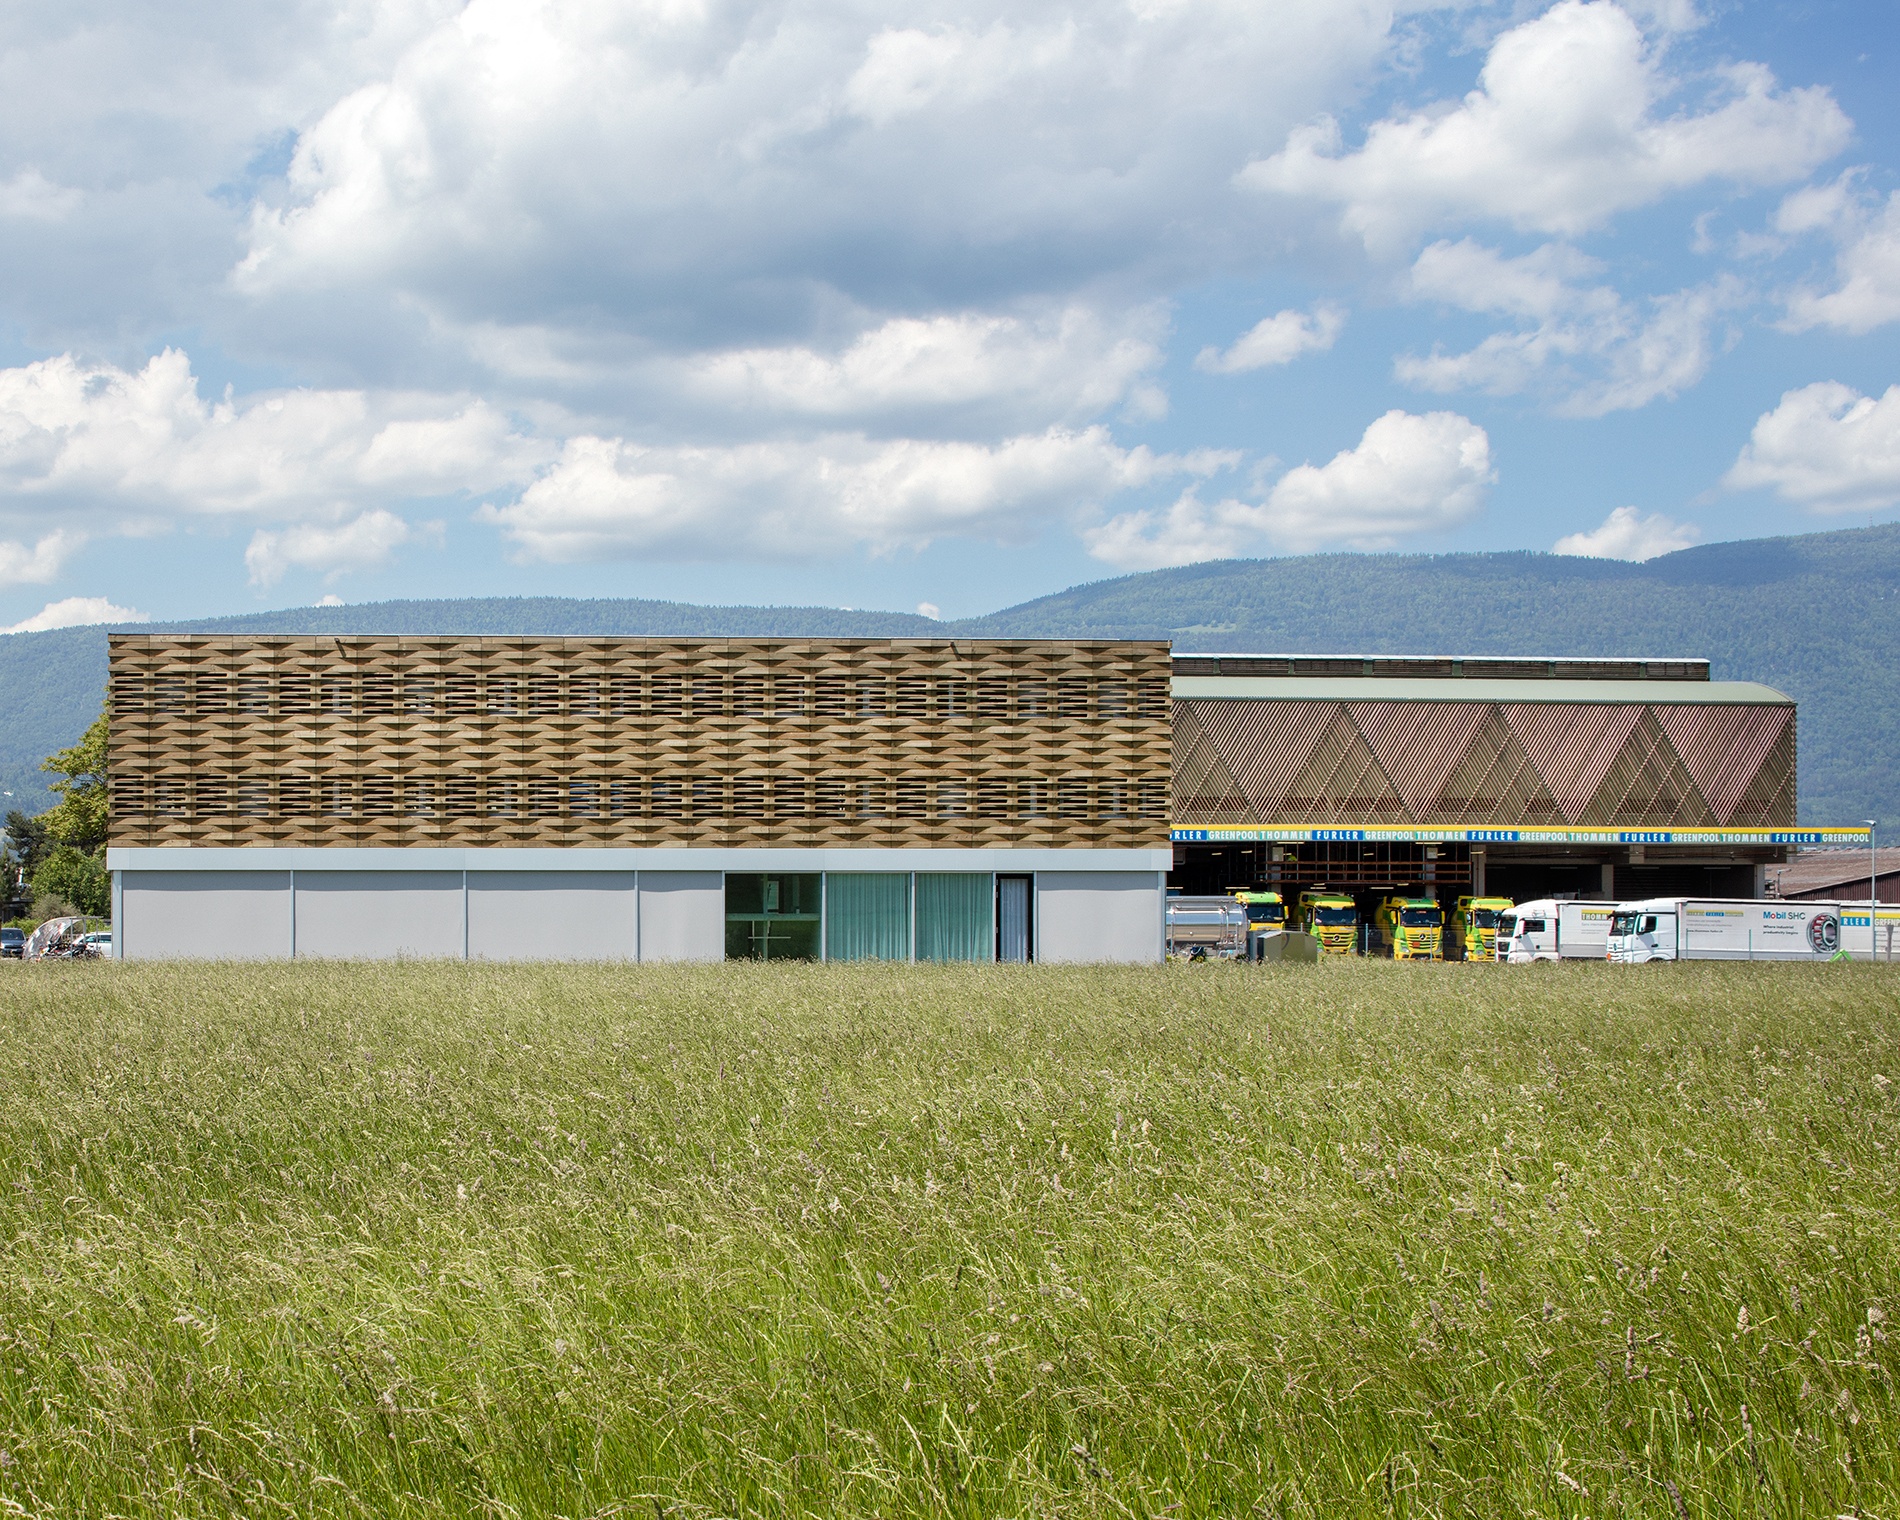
[1174,697,1797,830]
[107,636,1172,850]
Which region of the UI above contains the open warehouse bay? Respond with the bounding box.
[0,961,1894,1517]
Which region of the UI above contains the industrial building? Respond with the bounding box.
[104,636,1862,961]
[1168,652,1828,909]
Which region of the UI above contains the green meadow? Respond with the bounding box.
[0,959,1894,1517]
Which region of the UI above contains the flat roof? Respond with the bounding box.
[1172,676,1790,704]
[1173,653,1710,681]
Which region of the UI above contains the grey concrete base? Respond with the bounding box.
[109,849,1171,963]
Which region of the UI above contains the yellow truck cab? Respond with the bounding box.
[1229,889,1286,931]
[1294,889,1358,955]
[1374,895,1443,960]
[1448,895,1514,961]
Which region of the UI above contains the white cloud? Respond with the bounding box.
[680,306,1165,427]
[481,426,1234,565]
[0,528,85,589]
[1397,240,1740,414]
[916,601,940,619]
[244,508,443,586]
[1722,382,1900,513]
[1194,302,1344,375]
[317,593,344,606]
[1245,0,1851,254]
[0,169,81,222]
[1086,408,1493,567]
[1,595,147,635]
[1084,489,1274,570]
[1269,409,1494,549]
[1776,178,1900,336]
[1407,238,1615,321]
[225,0,1406,360]
[0,349,548,527]
[1553,505,1701,559]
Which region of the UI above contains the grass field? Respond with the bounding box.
[0,959,1894,1518]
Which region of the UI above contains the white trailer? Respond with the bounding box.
[1604,896,1883,962]
[1497,898,1616,962]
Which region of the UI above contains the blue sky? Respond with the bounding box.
[1,0,1896,630]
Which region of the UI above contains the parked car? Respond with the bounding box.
[0,926,24,959]
[73,931,113,958]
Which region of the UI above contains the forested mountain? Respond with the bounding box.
[4,523,1893,823]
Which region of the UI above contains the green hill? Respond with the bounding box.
[3,523,1894,823]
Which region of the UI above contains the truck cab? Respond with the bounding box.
[1229,889,1286,930]
[1373,895,1442,960]
[1231,888,1287,959]
[1448,895,1514,961]
[1294,889,1358,955]
[1607,902,1679,963]
[1498,899,1559,962]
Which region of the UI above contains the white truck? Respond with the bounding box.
[1496,898,1616,962]
[1605,896,1867,962]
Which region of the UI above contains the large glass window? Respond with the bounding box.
[825,873,911,962]
[725,873,822,960]
[915,873,992,962]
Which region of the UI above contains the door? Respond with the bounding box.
[997,875,1031,963]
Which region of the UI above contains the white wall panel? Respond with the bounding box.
[293,872,465,959]
[1035,872,1164,963]
[121,871,292,959]
[467,872,636,960]
[638,872,724,962]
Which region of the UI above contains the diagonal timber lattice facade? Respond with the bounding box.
[107,636,1173,850]
[1172,696,1796,830]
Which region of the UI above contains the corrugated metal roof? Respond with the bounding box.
[1171,676,1791,703]
[1773,848,1900,896]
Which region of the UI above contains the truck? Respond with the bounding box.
[1447,895,1514,961]
[1372,895,1442,960]
[1497,898,1615,962]
[1293,888,1359,956]
[1229,887,1286,957]
[1165,896,1248,960]
[1229,888,1287,931]
[1606,897,1868,963]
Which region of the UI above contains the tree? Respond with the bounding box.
[2,809,49,917]
[33,846,109,917]
[41,704,109,852]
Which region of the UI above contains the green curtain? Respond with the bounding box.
[825,874,911,961]
[915,873,992,962]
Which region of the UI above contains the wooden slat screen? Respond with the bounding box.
[108,636,1172,850]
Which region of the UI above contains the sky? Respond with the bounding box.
[0,0,1897,632]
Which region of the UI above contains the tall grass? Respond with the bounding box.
[0,958,1893,1517]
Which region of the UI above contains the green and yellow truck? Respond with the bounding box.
[1229,888,1287,932]
[1293,888,1358,955]
[1447,895,1514,961]
[1373,895,1443,960]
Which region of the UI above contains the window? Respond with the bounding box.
[725,873,822,960]
[825,874,910,961]
[916,874,991,961]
